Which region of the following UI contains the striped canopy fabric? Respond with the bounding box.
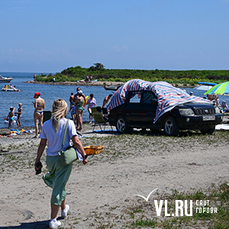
[106,79,209,123]
[204,81,229,95]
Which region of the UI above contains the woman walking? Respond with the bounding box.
[35,99,87,228]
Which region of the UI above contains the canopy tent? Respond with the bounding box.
[106,79,210,123]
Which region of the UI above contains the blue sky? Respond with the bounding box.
[1,0,229,72]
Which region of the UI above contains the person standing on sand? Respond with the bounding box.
[102,94,112,108]
[73,90,85,131]
[35,99,88,229]
[33,92,45,138]
[7,106,15,129]
[102,94,112,116]
[76,87,86,102]
[87,94,96,124]
[69,93,74,112]
[15,103,23,127]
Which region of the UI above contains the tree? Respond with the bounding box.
[93,63,105,70]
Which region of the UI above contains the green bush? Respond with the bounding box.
[36,65,229,85]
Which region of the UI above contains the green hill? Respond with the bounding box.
[36,63,229,86]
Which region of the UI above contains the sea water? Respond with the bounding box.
[1,72,229,129]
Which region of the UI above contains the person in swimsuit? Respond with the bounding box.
[33,92,45,138]
[73,90,85,130]
[7,106,15,129]
[76,87,86,102]
[15,103,23,127]
[87,94,96,124]
[69,93,74,112]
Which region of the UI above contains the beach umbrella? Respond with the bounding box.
[204,81,229,95]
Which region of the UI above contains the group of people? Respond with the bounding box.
[3,84,18,90]
[35,98,88,228]
[85,75,93,83]
[7,103,23,128]
[6,88,114,228]
[206,93,229,113]
[6,91,45,139]
[69,87,112,131]
[33,88,113,228]
[10,86,229,228]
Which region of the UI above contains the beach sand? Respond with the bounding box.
[0,124,228,228]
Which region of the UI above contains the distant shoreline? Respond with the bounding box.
[25,80,123,87]
[25,80,195,88]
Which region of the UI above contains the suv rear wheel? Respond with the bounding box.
[116,116,129,133]
[164,116,179,136]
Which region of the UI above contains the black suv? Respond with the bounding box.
[108,90,222,136]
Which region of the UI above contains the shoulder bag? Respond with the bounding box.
[59,119,78,165]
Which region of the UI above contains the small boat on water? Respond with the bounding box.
[1,88,21,92]
[0,75,14,83]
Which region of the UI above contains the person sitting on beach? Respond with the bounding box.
[85,75,89,83]
[213,94,221,108]
[33,92,45,138]
[35,99,87,229]
[7,106,15,129]
[89,75,93,82]
[15,103,23,127]
[87,94,96,124]
[221,100,229,113]
[207,94,221,108]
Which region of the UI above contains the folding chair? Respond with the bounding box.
[91,107,113,131]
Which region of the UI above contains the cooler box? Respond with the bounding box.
[43,111,52,122]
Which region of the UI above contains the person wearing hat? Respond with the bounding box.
[33,92,45,138]
[75,87,86,102]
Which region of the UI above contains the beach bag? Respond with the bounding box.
[59,119,78,165]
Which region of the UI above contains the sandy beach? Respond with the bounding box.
[0,124,229,228]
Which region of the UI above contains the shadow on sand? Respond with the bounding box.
[0,220,49,229]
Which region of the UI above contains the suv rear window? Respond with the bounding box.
[141,91,157,104]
